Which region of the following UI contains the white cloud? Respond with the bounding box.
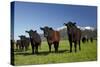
[56,26,95,31]
[56,26,66,31]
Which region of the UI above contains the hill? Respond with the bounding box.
[40,26,97,41]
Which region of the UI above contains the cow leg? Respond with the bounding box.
[19,45,22,51]
[25,42,29,51]
[17,44,19,51]
[79,40,81,51]
[74,41,77,52]
[21,45,23,51]
[22,45,24,51]
[21,41,23,51]
[27,43,29,50]
[19,45,20,51]
[55,42,59,52]
[21,41,24,51]
[20,43,22,51]
[24,43,26,51]
[48,44,51,52]
[56,43,59,52]
[31,43,34,54]
[54,43,57,52]
[25,43,28,51]
[54,42,58,53]
[35,44,38,54]
[16,44,18,51]
[69,41,72,52]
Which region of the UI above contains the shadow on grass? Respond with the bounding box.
[15,49,70,56]
[14,49,22,52]
[14,49,31,52]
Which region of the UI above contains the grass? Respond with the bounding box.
[14,40,97,66]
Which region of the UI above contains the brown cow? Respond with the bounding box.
[64,21,81,52]
[40,26,60,52]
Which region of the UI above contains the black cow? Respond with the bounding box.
[64,21,81,52]
[16,40,21,51]
[90,37,93,42]
[26,30,41,54]
[40,26,60,52]
[19,35,30,51]
[82,36,87,43]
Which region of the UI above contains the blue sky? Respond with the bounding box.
[13,1,97,40]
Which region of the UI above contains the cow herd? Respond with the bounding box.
[14,21,93,54]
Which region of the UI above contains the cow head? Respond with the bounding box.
[64,21,76,30]
[25,29,37,38]
[19,35,26,40]
[40,26,53,37]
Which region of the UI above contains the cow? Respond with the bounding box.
[82,36,87,43]
[40,26,60,53]
[25,30,41,54]
[19,35,30,51]
[64,21,81,52]
[16,40,21,51]
[90,37,93,43]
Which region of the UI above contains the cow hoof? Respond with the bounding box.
[49,51,51,53]
[55,50,58,53]
[32,53,34,54]
[35,52,39,54]
[70,51,72,53]
[75,51,77,53]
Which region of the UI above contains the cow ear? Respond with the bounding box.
[64,23,67,26]
[25,31,29,33]
[49,27,53,30]
[34,30,37,33]
[40,27,44,30]
[18,36,21,38]
[73,22,76,25]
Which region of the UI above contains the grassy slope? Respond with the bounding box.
[14,40,97,66]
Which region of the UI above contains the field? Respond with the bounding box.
[14,40,97,66]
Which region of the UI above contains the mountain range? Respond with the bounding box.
[40,26,97,41]
[56,26,95,31]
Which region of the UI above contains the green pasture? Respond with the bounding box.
[14,40,97,66]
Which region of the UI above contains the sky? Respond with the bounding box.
[12,1,97,40]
